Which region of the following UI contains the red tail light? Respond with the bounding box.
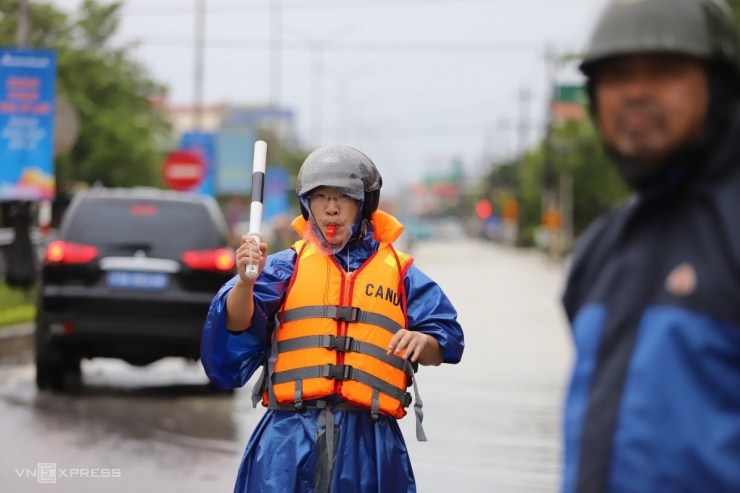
[45,241,99,264]
[182,248,235,271]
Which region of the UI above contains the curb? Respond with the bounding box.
[0,322,34,359]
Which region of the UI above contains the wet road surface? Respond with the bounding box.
[0,239,573,492]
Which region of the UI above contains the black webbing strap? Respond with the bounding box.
[267,399,366,412]
[281,305,404,336]
[265,364,427,442]
[272,364,411,405]
[276,335,413,378]
[251,326,281,409]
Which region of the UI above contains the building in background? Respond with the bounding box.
[162,102,299,150]
[156,99,298,243]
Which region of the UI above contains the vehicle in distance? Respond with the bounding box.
[35,187,236,391]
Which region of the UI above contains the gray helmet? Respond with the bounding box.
[296,145,383,221]
[580,0,740,76]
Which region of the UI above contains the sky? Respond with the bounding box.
[49,0,610,197]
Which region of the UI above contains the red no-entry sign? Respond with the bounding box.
[162,150,205,191]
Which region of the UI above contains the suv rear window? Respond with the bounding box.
[64,198,223,251]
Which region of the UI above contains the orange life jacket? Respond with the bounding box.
[262,237,414,419]
[252,210,427,438]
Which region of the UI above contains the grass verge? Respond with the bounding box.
[0,280,36,328]
[0,305,35,328]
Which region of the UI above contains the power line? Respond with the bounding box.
[334,103,547,145]
[335,116,548,139]
[359,104,505,125]
[133,36,546,53]
[122,0,526,16]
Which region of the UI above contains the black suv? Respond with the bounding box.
[35,187,236,391]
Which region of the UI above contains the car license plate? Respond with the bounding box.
[106,271,169,291]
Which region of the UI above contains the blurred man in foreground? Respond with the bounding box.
[561,1,740,492]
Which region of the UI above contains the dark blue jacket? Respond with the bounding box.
[561,108,740,493]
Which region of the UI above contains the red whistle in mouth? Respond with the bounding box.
[326,225,337,237]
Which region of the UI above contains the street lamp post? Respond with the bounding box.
[269,0,282,107]
[328,68,372,143]
[286,24,358,146]
[194,0,206,130]
[311,41,326,145]
[17,0,30,47]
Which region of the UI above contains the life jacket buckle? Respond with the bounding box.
[325,335,355,352]
[324,364,352,381]
[402,393,413,408]
[294,400,307,413]
[333,305,360,323]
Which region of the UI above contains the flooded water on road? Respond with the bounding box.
[0,239,573,493]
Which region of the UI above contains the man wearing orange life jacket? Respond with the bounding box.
[200,145,465,493]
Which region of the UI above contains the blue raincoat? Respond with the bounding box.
[201,213,465,492]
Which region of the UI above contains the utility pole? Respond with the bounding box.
[17,0,30,47]
[287,24,357,146]
[517,87,531,158]
[269,0,282,108]
[560,169,573,255]
[337,76,350,143]
[3,0,35,286]
[193,0,205,130]
[332,69,368,143]
[542,46,557,213]
[311,41,325,146]
[541,46,561,259]
[497,118,512,161]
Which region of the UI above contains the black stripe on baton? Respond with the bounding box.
[251,172,265,203]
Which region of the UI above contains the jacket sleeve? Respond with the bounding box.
[404,264,465,364]
[200,249,296,388]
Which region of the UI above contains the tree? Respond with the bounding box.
[477,0,740,249]
[548,120,627,236]
[476,116,629,248]
[0,0,170,189]
[727,0,740,25]
[257,126,310,180]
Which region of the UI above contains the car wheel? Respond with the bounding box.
[36,344,82,393]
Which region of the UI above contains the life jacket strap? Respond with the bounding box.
[282,305,404,336]
[260,365,427,442]
[251,325,281,409]
[251,363,267,408]
[370,388,381,422]
[408,360,427,442]
[294,380,305,412]
[272,364,411,405]
[267,399,366,412]
[277,335,414,378]
[266,391,426,442]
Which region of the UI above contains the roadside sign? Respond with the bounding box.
[215,127,255,196]
[179,131,215,196]
[0,48,57,201]
[162,150,205,191]
[263,167,291,222]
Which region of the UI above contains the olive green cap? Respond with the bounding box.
[580,0,740,76]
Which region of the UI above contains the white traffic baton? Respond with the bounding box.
[245,140,267,280]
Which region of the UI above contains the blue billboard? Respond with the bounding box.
[215,127,255,196]
[264,167,291,222]
[179,131,216,196]
[0,48,56,201]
